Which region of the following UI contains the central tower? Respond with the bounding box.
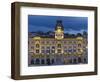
[55,20,64,40]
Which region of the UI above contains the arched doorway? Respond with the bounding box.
[41,59,45,64]
[78,57,81,63]
[51,59,54,64]
[69,59,72,64]
[36,59,40,64]
[73,58,77,64]
[31,59,34,64]
[84,58,87,63]
[46,58,51,65]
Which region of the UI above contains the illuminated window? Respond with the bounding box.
[52,41,55,44]
[41,46,45,49]
[51,59,54,64]
[64,50,67,53]
[69,46,72,49]
[31,41,34,44]
[78,57,81,63]
[51,50,55,53]
[78,44,81,47]
[36,59,40,64]
[46,50,50,54]
[57,49,61,53]
[73,41,76,44]
[73,49,76,52]
[41,50,45,53]
[36,49,39,53]
[31,59,34,64]
[64,46,67,48]
[57,44,61,48]
[36,44,40,48]
[46,41,49,44]
[69,41,72,44]
[68,49,72,52]
[52,46,55,49]
[64,41,66,44]
[31,46,34,49]
[73,46,76,48]
[73,59,77,64]
[78,49,81,52]
[47,46,50,49]
[41,41,45,44]
[41,59,45,64]
[84,58,87,63]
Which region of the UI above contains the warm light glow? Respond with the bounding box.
[57,29,62,33]
[80,49,83,52]
[33,36,41,40]
[76,37,83,40]
[55,27,64,39]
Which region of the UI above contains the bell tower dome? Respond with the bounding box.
[55,20,64,40]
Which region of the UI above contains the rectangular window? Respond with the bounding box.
[51,50,55,53]
[64,46,67,48]
[41,50,45,53]
[36,49,39,53]
[64,50,67,53]
[68,49,72,53]
[52,46,55,49]
[73,49,76,52]
[73,46,76,48]
[36,44,40,48]
[47,46,50,49]
[57,49,61,53]
[31,46,34,49]
[78,49,81,52]
[78,44,81,47]
[46,50,50,54]
[57,44,61,48]
[41,46,45,49]
[41,41,45,44]
[64,41,67,44]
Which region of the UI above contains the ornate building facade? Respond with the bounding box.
[28,20,88,66]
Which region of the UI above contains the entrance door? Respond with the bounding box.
[46,59,51,65]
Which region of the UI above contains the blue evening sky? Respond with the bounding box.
[28,15,88,34]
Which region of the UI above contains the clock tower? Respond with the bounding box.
[55,20,64,40]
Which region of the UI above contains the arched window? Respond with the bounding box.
[41,46,45,49]
[36,44,40,48]
[36,59,40,64]
[41,59,45,64]
[57,49,61,53]
[68,49,72,53]
[36,49,39,53]
[78,44,81,47]
[73,59,77,64]
[41,50,45,53]
[57,44,61,48]
[31,59,34,64]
